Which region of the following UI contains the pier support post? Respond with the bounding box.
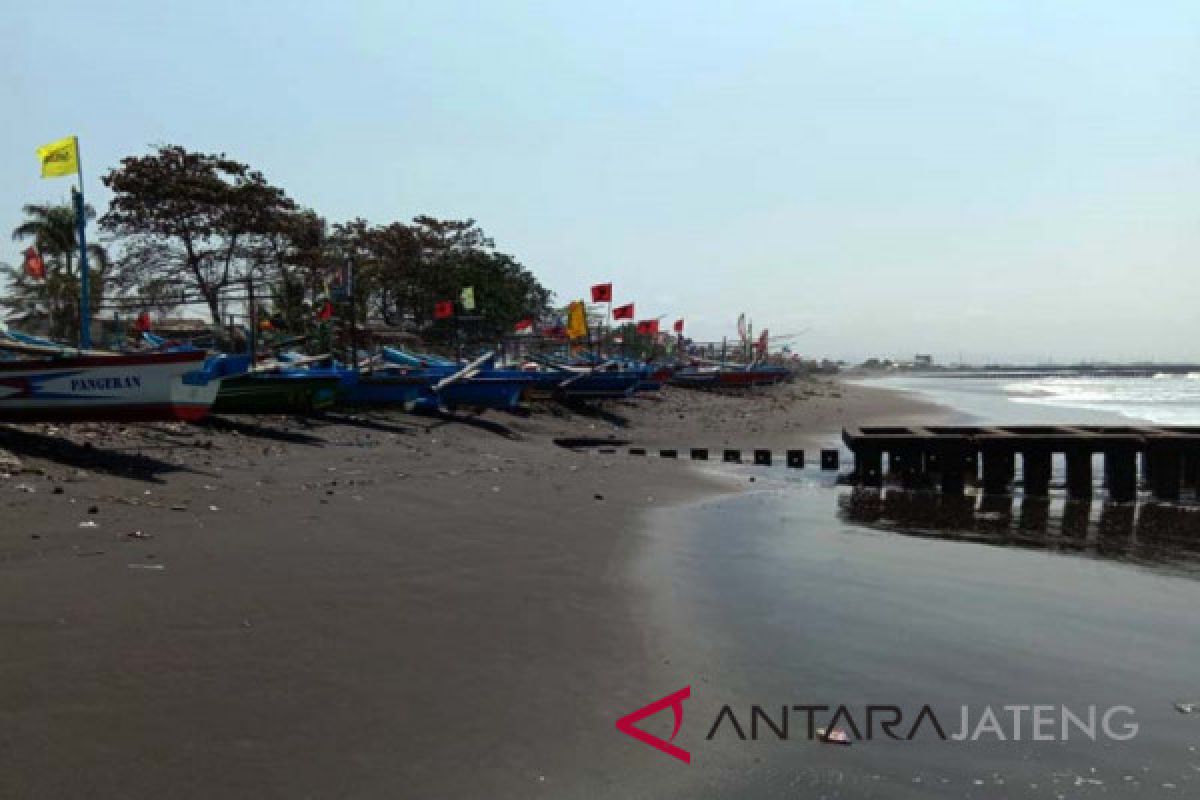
[963,451,979,485]
[1182,450,1200,489]
[889,447,926,489]
[1105,448,1138,503]
[938,445,967,495]
[1148,446,1182,502]
[854,447,882,487]
[1021,450,1052,498]
[1065,448,1093,500]
[981,449,1014,495]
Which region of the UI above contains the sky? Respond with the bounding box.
[1,0,1197,363]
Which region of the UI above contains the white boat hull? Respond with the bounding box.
[0,351,218,423]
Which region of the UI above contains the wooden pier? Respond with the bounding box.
[842,425,1200,502]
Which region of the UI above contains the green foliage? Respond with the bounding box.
[100,145,295,323]
[4,203,108,340]
[7,143,554,351]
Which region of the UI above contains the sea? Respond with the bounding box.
[628,373,1200,799]
[867,371,1200,427]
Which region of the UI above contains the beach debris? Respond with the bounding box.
[594,493,604,501]
[78,520,98,528]
[128,563,165,571]
[52,486,64,495]
[87,505,99,514]
[208,505,220,512]
[126,530,152,540]
[1175,702,1199,714]
[15,483,36,493]
[816,727,851,745]
[170,505,187,511]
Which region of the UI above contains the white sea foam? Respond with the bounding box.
[1005,374,1200,425]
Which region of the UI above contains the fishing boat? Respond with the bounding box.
[0,344,219,422]
[554,369,641,399]
[669,367,720,389]
[671,361,791,389]
[338,368,429,408]
[379,348,541,410]
[206,354,341,414]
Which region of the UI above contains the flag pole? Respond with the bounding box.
[606,299,612,361]
[71,136,92,350]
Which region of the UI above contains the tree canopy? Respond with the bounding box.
[85,143,553,349]
[100,145,295,324]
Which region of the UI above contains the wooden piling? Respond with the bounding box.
[1105,448,1138,503]
[856,448,883,487]
[1147,445,1182,501]
[842,425,1200,503]
[1021,450,1052,497]
[981,449,1014,496]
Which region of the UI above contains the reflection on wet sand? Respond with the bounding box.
[838,487,1200,569]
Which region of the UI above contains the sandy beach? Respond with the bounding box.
[0,377,941,798]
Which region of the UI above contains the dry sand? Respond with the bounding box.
[0,377,941,799]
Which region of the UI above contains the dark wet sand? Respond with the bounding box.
[0,377,941,798]
[629,482,1200,797]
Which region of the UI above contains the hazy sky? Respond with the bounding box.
[2,1,1196,362]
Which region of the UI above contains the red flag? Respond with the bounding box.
[636,320,659,336]
[757,329,769,354]
[316,301,333,321]
[22,247,45,280]
[514,318,533,332]
[673,319,684,334]
[612,303,635,320]
[134,311,152,332]
[434,300,454,320]
[590,283,613,303]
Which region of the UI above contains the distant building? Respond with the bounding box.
[914,354,933,368]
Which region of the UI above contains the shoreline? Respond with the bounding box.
[0,376,946,798]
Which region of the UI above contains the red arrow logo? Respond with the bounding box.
[615,686,691,764]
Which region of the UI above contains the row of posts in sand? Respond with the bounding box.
[842,426,1200,503]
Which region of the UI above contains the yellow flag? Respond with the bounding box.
[460,286,476,311]
[36,136,79,178]
[567,300,589,340]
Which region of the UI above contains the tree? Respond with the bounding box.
[5,202,109,340]
[100,145,295,324]
[353,215,550,340]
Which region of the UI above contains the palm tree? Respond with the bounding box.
[7,202,109,340]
